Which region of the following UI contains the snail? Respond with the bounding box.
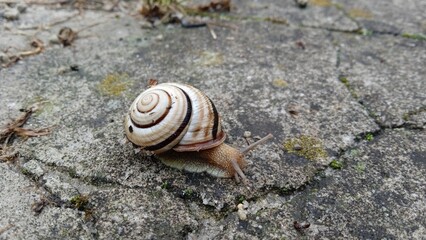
[124,81,273,184]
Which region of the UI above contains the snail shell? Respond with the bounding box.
[124,83,226,154]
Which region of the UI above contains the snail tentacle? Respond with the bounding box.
[230,158,249,185]
[241,133,274,154]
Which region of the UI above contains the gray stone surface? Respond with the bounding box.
[337,33,426,127]
[0,164,93,239]
[334,0,426,35]
[1,0,425,239]
[202,129,425,239]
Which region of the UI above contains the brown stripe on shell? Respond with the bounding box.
[208,97,219,139]
[130,91,172,128]
[145,87,192,152]
[137,93,158,113]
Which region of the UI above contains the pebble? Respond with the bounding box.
[140,20,153,29]
[154,34,164,41]
[49,34,61,44]
[243,131,252,138]
[0,52,10,64]
[237,203,248,220]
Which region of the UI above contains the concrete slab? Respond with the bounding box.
[1,16,379,210]
[1,0,424,238]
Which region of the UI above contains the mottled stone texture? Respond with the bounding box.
[1,0,425,239]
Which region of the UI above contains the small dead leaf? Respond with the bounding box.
[14,127,53,138]
[195,0,231,12]
[0,107,34,143]
[58,27,78,46]
[295,40,306,49]
[140,1,183,24]
[0,148,18,162]
[148,79,158,87]
[1,39,44,68]
[31,199,48,216]
[140,0,232,25]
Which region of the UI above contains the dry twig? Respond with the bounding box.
[0,103,53,144]
[0,103,54,162]
[1,39,45,68]
[206,23,217,39]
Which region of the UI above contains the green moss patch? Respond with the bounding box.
[365,133,374,141]
[355,162,366,173]
[70,195,89,211]
[348,8,373,19]
[339,76,358,98]
[401,33,426,41]
[329,160,343,169]
[283,135,328,161]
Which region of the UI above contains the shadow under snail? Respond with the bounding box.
[124,81,273,185]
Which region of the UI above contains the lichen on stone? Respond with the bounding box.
[309,0,332,7]
[355,162,366,173]
[98,73,130,96]
[339,76,358,98]
[195,51,224,66]
[272,79,288,88]
[348,8,373,19]
[283,135,328,161]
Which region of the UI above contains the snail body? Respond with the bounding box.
[125,82,272,184]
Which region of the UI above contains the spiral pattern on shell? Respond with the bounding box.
[125,83,226,154]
